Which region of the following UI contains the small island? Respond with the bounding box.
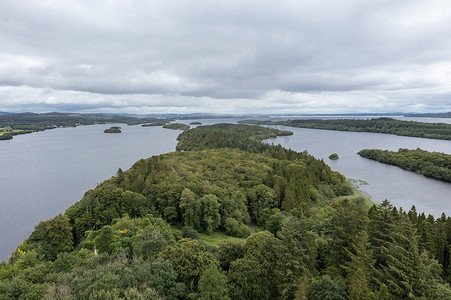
[163,123,190,131]
[104,126,121,133]
[329,153,339,160]
[189,121,202,125]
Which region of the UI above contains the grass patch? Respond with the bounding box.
[342,179,374,208]
[198,230,245,247]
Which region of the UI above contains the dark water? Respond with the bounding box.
[0,117,450,261]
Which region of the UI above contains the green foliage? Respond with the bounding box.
[328,198,368,272]
[163,123,190,130]
[0,132,13,140]
[44,214,73,254]
[216,239,245,271]
[159,238,218,291]
[329,153,339,160]
[227,257,271,300]
[180,191,221,234]
[342,231,376,300]
[104,126,121,133]
[121,191,151,218]
[265,210,288,234]
[224,218,250,237]
[151,258,186,299]
[196,264,230,300]
[46,253,184,299]
[25,214,73,261]
[4,123,451,299]
[358,148,451,183]
[175,123,292,152]
[181,226,200,240]
[0,112,171,139]
[241,117,451,140]
[133,226,174,260]
[309,275,347,300]
[277,217,317,298]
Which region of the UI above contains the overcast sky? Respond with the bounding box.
[1,0,450,114]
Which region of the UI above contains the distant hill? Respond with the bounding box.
[406,111,451,118]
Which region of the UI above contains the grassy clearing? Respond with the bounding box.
[198,230,246,247]
[342,179,374,207]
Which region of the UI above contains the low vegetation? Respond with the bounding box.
[358,148,451,183]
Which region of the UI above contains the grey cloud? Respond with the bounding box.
[0,0,451,113]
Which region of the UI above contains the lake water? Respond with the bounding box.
[265,126,451,218]
[0,124,180,262]
[0,117,450,261]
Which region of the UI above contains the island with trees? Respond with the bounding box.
[163,123,190,131]
[1,124,451,299]
[329,153,339,160]
[0,112,172,140]
[358,148,451,183]
[239,117,451,140]
[189,121,202,125]
[104,126,122,133]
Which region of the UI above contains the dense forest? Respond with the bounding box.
[358,148,451,183]
[104,126,122,133]
[0,113,172,140]
[1,124,451,299]
[175,123,293,152]
[239,117,451,140]
[163,123,191,131]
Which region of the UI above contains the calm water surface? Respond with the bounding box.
[266,126,451,218]
[0,124,179,261]
[0,117,450,261]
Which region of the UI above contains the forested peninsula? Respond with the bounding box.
[239,117,451,140]
[358,148,451,183]
[2,124,451,299]
[163,123,190,131]
[0,113,172,140]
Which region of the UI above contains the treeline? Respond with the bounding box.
[3,199,451,298]
[239,117,451,140]
[358,148,451,183]
[1,124,451,299]
[176,123,293,152]
[163,123,190,131]
[104,126,122,133]
[0,113,172,139]
[407,111,451,118]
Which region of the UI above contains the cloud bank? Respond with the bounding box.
[1,0,450,114]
